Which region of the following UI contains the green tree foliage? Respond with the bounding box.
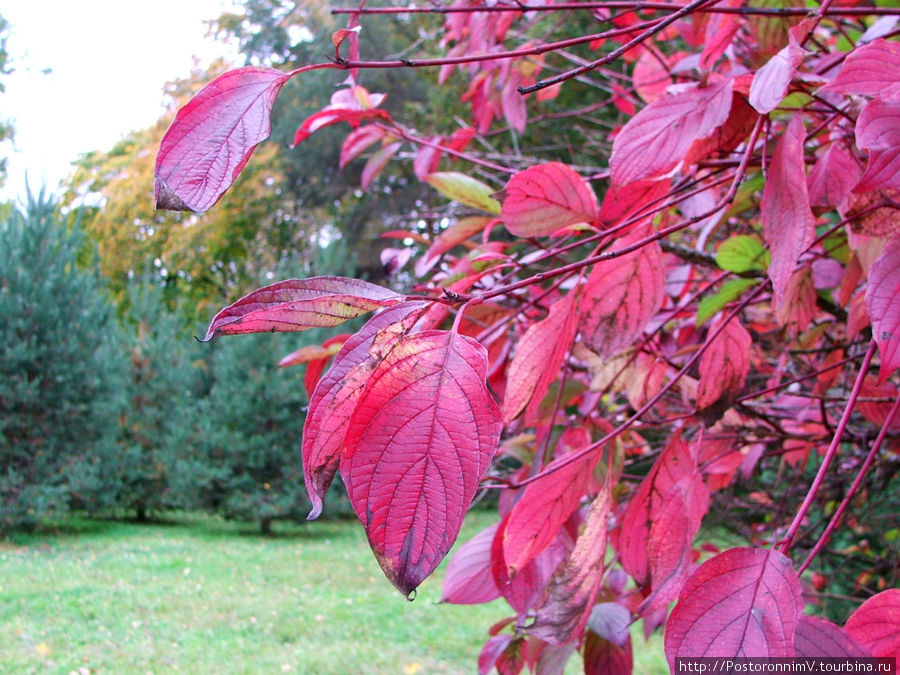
[0,194,125,529]
[105,279,201,521]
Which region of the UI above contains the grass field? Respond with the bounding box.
[1,511,667,674]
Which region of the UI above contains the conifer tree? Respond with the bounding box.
[0,194,125,529]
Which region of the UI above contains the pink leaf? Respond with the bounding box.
[302,302,426,519]
[794,615,871,658]
[610,78,733,186]
[696,316,753,421]
[580,227,666,359]
[527,491,611,645]
[819,38,900,102]
[854,100,900,193]
[498,162,599,237]
[502,435,604,578]
[749,36,807,114]
[339,126,387,168]
[762,115,815,310]
[866,235,900,383]
[154,66,292,213]
[844,589,900,658]
[293,86,391,146]
[479,635,514,675]
[664,547,803,665]
[807,143,861,210]
[361,141,402,189]
[503,292,579,423]
[340,329,502,596]
[699,0,743,70]
[202,276,403,342]
[442,523,502,605]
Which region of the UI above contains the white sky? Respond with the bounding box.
[0,0,241,202]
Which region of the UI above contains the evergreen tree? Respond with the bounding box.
[0,194,125,529]
[109,279,200,520]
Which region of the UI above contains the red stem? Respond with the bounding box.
[798,392,900,575]
[777,341,877,555]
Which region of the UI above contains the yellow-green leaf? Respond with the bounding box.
[425,172,501,214]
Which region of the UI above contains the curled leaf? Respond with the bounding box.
[202,276,402,342]
[155,66,292,213]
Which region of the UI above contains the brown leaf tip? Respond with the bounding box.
[154,178,194,212]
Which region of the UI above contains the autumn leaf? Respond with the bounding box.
[425,172,501,214]
[610,78,733,186]
[302,302,426,519]
[665,547,803,665]
[155,66,292,213]
[866,235,900,383]
[498,162,599,237]
[696,315,753,422]
[844,589,900,658]
[761,115,815,310]
[819,38,900,102]
[503,292,579,423]
[341,328,502,596]
[201,276,403,341]
[579,227,665,359]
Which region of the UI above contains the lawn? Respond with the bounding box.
[1,511,667,673]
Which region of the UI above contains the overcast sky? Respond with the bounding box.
[0,1,240,202]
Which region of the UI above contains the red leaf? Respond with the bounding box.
[154,66,291,213]
[492,514,570,616]
[794,615,871,658]
[598,178,671,229]
[807,143,861,210]
[664,547,803,665]
[610,78,733,186]
[762,115,815,310]
[302,334,350,399]
[277,339,345,369]
[339,125,386,168]
[502,435,604,578]
[202,276,403,341]
[619,432,696,585]
[340,329,502,596]
[498,162,599,237]
[527,491,611,645]
[413,135,444,181]
[442,523,502,605]
[858,377,900,432]
[854,100,900,193]
[819,38,900,102]
[696,316,752,420]
[415,215,494,277]
[503,292,579,423]
[619,432,709,613]
[866,235,900,383]
[579,227,665,359]
[479,635,514,675]
[584,631,633,675]
[749,35,807,114]
[844,589,900,658]
[303,302,426,519]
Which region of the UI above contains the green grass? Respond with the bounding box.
[0,512,667,674]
